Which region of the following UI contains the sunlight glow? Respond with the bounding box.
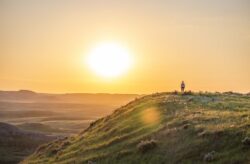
[86,42,132,78]
[141,107,160,125]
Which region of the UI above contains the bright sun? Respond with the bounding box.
[86,42,132,78]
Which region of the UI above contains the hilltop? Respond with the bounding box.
[23,92,250,164]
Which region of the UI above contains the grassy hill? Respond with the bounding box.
[0,122,55,164]
[23,92,250,164]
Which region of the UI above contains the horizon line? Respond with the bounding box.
[0,89,249,95]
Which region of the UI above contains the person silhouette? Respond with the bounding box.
[181,81,185,92]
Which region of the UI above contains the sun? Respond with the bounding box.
[86,42,133,78]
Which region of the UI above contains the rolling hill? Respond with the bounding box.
[0,90,140,136]
[22,92,250,164]
[0,90,139,104]
[17,123,64,135]
[0,122,55,164]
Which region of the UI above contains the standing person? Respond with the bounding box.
[181,81,185,92]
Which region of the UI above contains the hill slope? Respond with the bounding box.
[0,122,55,164]
[23,92,250,164]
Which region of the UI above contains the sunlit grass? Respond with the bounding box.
[23,92,250,164]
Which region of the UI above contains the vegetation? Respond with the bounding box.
[23,92,250,164]
[0,122,54,164]
[137,139,157,153]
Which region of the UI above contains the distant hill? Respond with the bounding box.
[23,92,250,164]
[0,122,55,164]
[17,123,63,135]
[0,90,140,137]
[0,90,140,105]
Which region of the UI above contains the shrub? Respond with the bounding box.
[203,151,216,162]
[173,90,178,95]
[242,137,250,146]
[183,90,193,95]
[183,124,190,129]
[48,148,59,156]
[61,141,70,148]
[137,139,157,153]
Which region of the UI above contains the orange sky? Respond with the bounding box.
[0,0,250,94]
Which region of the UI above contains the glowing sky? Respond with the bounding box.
[0,0,249,93]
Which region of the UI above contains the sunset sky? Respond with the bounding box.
[1,0,250,94]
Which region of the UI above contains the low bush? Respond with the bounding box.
[242,137,250,146]
[172,90,178,95]
[183,90,193,95]
[203,151,216,162]
[137,139,157,153]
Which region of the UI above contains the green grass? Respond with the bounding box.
[23,92,250,164]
